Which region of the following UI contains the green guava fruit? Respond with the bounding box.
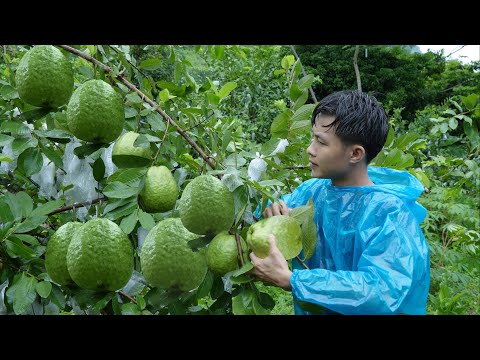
[206,232,248,275]
[178,174,234,235]
[112,131,152,168]
[140,166,179,213]
[45,222,83,286]
[66,79,124,143]
[246,215,302,260]
[140,218,207,292]
[66,218,133,291]
[15,45,74,109]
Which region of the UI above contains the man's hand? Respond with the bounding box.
[262,200,290,218]
[249,234,292,291]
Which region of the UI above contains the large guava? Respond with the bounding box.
[140,218,207,292]
[112,131,152,168]
[178,174,234,235]
[45,222,83,286]
[140,166,179,213]
[66,218,133,291]
[246,215,302,260]
[206,232,249,275]
[15,45,74,109]
[66,79,124,143]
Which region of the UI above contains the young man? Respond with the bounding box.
[250,90,430,315]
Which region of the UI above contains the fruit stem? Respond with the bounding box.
[235,233,245,267]
[295,255,310,270]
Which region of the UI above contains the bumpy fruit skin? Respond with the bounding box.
[178,175,234,235]
[66,79,124,143]
[246,215,302,260]
[15,45,74,109]
[140,218,207,292]
[66,218,133,291]
[112,131,152,168]
[45,222,83,286]
[206,232,248,275]
[140,166,179,213]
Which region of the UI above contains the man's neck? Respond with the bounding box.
[331,166,374,187]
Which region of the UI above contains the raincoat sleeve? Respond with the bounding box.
[291,200,428,315]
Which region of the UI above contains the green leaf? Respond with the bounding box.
[13,274,38,315]
[31,199,64,217]
[91,292,115,313]
[140,58,162,71]
[0,121,30,136]
[232,289,256,315]
[270,110,291,137]
[15,191,34,218]
[108,168,147,186]
[439,122,449,134]
[0,202,14,223]
[394,153,415,169]
[448,118,458,130]
[15,215,47,233]
[121,303,142,315]
[290,120,311,135]
[258,179,285,187]
[103,181,139,199]
[73,143,104,159]
[292,104,315,122]
[5,237,37,259]
[3,192,22,221]
[0,84,18,100]
[218,82,237,99]
[460,93,478,110]
[281,55,295,70]
[17,147,43,176]
[36,281,52,298]
[104,200,138,221]
[392,132,420,151]
[49,284,66,309]
[297,74,314,91]
[137,209,155,230]
[12,137,38,156]
[136,295,146,310]
[159,89,170,102]
[195,271,214,300]
[93,157,105,182]
[206,93,220,106]
[261,138,281,156]
[290,199,316,260]
[463,121,479,147]
[119,209,138,234]
[0,134,14,147]
[382,148,402,167]
[293,91,309,111]
[38,143,64,169]
[384,125,395,147]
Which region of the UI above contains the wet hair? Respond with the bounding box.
[311,90,389,163]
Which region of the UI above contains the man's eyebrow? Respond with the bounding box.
[312,132,328,141]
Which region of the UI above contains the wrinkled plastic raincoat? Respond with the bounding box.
[256,166,430,315]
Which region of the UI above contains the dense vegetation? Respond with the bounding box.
[0,45,478,314]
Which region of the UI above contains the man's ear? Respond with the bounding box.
[349,144,367,164]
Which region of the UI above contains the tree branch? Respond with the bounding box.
[353,45,362,92]
[289,45,318,103]
[295,255,310,269]
[48,197,106,216]
[58,45,218,170]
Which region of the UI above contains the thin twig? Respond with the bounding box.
[235,233,245,267]
[48,197,106,216]
[58,45,218,170]
[295,255,310,270]
[119,290,137,304]
[153,118,170,164]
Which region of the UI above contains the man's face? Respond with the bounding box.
[306,115,352,180]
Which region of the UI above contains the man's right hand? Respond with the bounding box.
[262,199,290,218]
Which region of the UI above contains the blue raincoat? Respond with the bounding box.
[255,166,430,315]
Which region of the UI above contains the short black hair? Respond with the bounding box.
[311,90,389,163]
